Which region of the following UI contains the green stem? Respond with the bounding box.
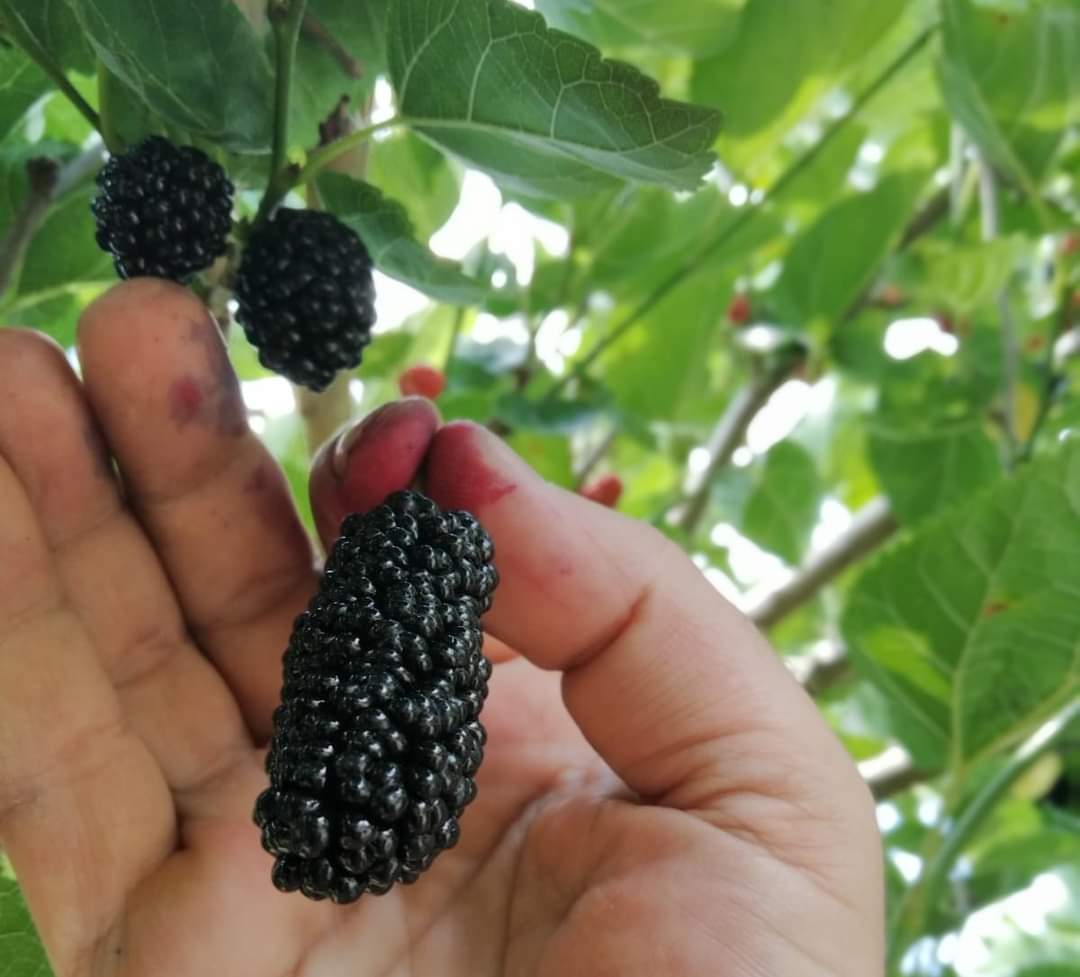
[295,117,399,184]
[1020,282,1075,463]
[887,698,1080,972]
[444,306,466,372]
[0,0,101,133]
[96,60,125,153]
[543,20,939,403]
[254,0,309,224]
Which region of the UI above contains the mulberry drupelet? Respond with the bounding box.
[91,136,234,283]
[254,490,499,903]
[234,208,377,392]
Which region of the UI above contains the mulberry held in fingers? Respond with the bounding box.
[234,208,376,392]
[91,136,233,283]
[255,490,499,903]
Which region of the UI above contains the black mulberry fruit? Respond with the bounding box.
[255,490,499,903]
[234,208,376,392]
[91,136,234,282]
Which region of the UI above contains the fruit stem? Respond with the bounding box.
[95,59,125,154]
[0,0,102,134]
[255,0,309,224]
[293,116,399,187]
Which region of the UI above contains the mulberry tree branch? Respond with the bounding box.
[749,497,898,630]
[0,141,107,301]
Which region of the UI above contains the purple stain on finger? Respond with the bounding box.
[167,314,247,437]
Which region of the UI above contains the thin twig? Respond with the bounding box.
[1020,285,1076,462]
[302,12,364,79]
[677,354,804,535]
[0,141,106,300]
[574,426,618,489]
[860,746,927,801]
[749,497,898,629]
[888,699,1080,969]
[978,154,1020,467]
[544,21,939,402]
[897,186,950,251]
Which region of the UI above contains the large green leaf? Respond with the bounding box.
[868,423,1002,525]
[2,0,94,72]
[68,0,273,151]
[317,171,489,304]
[691,0,907,167]
[601,264,729,423]
[387,0,721,197]
[0,46,49,142]
[305,0,391,74]
[939,0,1080,189]
[0,874,51,977]
[290,0,382,152]
[18,183,113,294]
[535,0,743,58]
[367,131,461,241]
[741,440,823,564]
[775,173,926,328]
[843,441,1080,771]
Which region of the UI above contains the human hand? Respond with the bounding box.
[0,280,882,976]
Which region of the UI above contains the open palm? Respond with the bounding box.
[0,281,882,977]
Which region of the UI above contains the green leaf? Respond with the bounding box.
[842,440,1080,771]
[0,45,49,141]
[289,1,380,153]
[741,441,823,564]
[868,423,1003,525]
[535,0,743,58]
[18,183,113,294]
[305,0,391,76]
[8,289,93,348]
[506,430,573,485]
[317,171,490,304]
[68,0,273,151]
[2,0,94,73]
[601,264,729,422]
[913,236,1029,316]
[367,132,461,241]
[0,875,52,977]
[690,0,907,166]
[387,0,721,197]
[775,173,927,328]
[939,0,1080,189]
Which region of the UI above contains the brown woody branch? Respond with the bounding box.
[749,496,898,630]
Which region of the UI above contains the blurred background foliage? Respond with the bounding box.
[0,0,1079,974]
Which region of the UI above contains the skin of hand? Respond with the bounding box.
[0,279,883,977]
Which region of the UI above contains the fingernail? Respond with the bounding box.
[331,397,439,479]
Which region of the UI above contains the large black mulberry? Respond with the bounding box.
[254,490,498,903]
[234,208,376,392]
[91,136,234,283]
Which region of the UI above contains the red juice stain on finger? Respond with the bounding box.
[425,422,516,512]
[169,375,204,426]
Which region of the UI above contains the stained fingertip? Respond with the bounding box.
[422,421,520,514]
[309,397,440,545]
[78,279,246,449]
